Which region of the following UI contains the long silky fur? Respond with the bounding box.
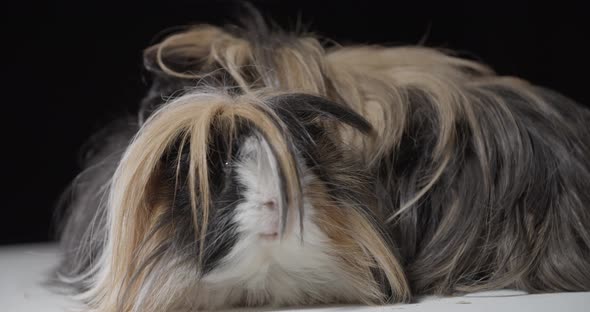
[58,15,590,312]
[141,20,590,294]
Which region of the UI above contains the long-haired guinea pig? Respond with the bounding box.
[57,14,590,312]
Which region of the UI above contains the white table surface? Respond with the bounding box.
[1,243,589,312]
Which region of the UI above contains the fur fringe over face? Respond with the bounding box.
[58,16,590,312]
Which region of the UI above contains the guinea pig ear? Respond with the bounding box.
[269,93,374,135]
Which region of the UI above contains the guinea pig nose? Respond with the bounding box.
[263,200,277,210]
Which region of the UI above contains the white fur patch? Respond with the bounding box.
[197,136,359,308]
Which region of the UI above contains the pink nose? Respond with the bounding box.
[263,200,277,210]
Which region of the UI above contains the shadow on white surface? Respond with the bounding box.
[1,244,589,312]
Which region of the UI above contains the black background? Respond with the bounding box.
[2,0,588,245]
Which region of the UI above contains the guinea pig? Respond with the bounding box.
[57,13,590,312]
[57,90,410,311]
